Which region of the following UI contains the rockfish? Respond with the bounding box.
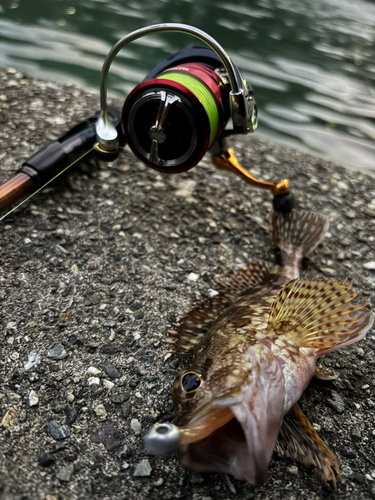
[145,210,373,485]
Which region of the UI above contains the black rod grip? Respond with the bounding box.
[18,107,122,187]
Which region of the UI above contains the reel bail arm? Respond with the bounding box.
[96,23,255,155]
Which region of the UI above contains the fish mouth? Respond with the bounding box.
[178,390,242,445]
[179,415,268,484]
[177,355,285,485]
[177,391,282,486]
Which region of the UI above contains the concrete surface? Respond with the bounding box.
[0,66,375,500]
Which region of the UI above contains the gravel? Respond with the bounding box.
[0,66,375,499]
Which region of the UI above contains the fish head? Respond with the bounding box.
[170,343,285,485]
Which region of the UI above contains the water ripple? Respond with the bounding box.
[0,0,374,173]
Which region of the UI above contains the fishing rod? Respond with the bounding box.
[0,23,295,220]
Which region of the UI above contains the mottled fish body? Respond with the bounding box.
[146,210,373,486]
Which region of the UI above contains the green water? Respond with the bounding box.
[0,0,374,172]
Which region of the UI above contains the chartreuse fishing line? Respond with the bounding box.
[156,71,220,147]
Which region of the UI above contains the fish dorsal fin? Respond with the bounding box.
[269,210,329,259]
[165,292,236,356]
[165,261,272,356]
[267,278,374,355]
[215,260,272,293]
[276,403,340,486]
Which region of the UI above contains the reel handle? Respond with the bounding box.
[211,143,295,214]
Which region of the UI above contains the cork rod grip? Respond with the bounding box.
[0,173,33,214]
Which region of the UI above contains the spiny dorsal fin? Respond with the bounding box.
[267,278,374,355]
[269,210,329,259]
[276,403,340,486]
[165,291,236,356]
[215,261,272,293]
[166,261,272,356]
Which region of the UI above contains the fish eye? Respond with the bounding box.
[173,368,205,400]
[181,371,202,393]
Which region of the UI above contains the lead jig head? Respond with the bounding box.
[144,422,181,456]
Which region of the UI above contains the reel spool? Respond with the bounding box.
[122,51,231,173]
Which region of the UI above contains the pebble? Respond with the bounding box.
[342,465,354,478]
[103,320,116,327]
[6,321,17,332]
[90,425,124,452]
[94,403,107,420]
[56,464,74,482]
[103,380,114,390]
[6,392,21,405]
[66,392,75,403]
[363,262,375,270]
[65,404,77,425]
[71,264,79,275]
[49,420,71,440]
[29,390,39,407]
[24,350,41,371]
[130,418,142,435]
[187,272,199,282]
[207,288,219,298]
[175,179,196,198]
[144,243,154,254]
[100,343,121,354]
[133,459,152,477]
[286,465,298,475]
[19,409,27,423]
[47,344,67,360]
[88,377,100,386]
[326,390,345,414]
[0,407,18,428]
[351,427,362,439]
[87,366,101,376]
[110,390,127,404]
[99,361,122,379]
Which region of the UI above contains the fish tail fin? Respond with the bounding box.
[269,210,329,264]
[268,278,374,355]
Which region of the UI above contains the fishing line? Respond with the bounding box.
[0,146,95,221]
[156,72,220,146]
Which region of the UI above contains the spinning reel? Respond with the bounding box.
[0,23,294,219]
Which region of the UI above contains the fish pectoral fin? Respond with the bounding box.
[314,362,339,381]
[214,260,272,294]
[166,292,236,356]
[275,403,341,487]
[267,278,374,355]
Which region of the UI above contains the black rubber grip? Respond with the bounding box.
[18,107,122,186]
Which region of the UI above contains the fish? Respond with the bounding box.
[144,210,374,486]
